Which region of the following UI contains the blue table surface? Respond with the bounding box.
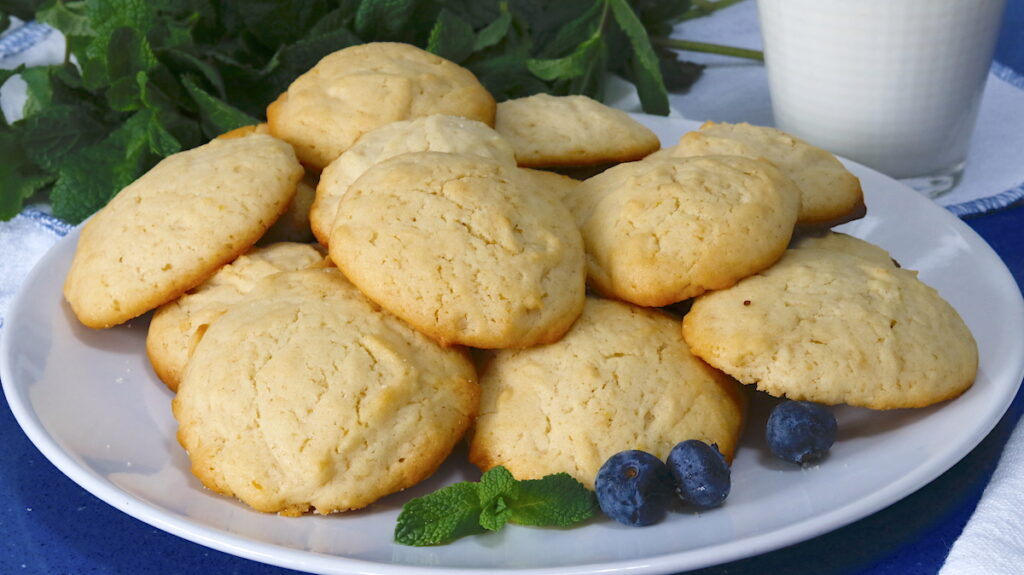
[2,3,1023,574]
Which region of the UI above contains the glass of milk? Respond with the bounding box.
[756,0,1006,198]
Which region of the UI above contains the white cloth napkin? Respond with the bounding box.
[939,421,1024,574]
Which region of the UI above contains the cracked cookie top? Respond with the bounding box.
[565,155,801,307]
[63,134,303,329]
[147,242,329,392]
[173,268,479,516]
[329,151,586,349]
[310,114,516,246]
[266,42,495,170]
[468,296,746,489]
[682,232,978,409]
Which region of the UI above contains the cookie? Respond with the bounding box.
[172,268,479,516]
[681,233,978,409]
[217,124,316,244]
[672,122,865,226]
[468,296,746,489]
[63,134,304,329]
[520,168,581,207]
[565,155,801,307]
[216,123,271,140]
[310,114,516,246]
[259,173,317,245]
[146,242,329,392]
[329,151,586,349]
[266,42,496,170]
[494,93,660,168]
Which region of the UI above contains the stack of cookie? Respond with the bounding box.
[61,41,977,516]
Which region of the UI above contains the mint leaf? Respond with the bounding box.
[36,0,92,38]
[394,466,596,546]
[527,35,602,82]
[355,0,417,40]
[478,466,517,531]
[394,481,486,546]
[427,9,475,64]
[50,111,155,223]
[472,7,512,52]
[608,0,669,115]
[510,473,596,527]
[0,130,53,219]
[535,0,604,59]
[182,76,257,138]
[18,104,105,171]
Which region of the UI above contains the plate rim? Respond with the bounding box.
[3,114,1024,575]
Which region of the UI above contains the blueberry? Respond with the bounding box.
[666,440,731,509]
[766,400,838,464]
[595,450,674,526]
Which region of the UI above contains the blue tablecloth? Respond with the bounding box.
[0,2,1022,574]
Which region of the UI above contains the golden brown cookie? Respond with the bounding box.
[673,122,864,226]
[565,155,801,306]
[494,93,660,168]
[310,114,516,246]
[146,242,329,392]
[329,152,586,349]
[267,42,496,170]
[63,134,303,329]
[469,296,746,489]
[682,233,978,409]
[173,268,479,516]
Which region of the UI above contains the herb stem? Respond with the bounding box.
[654,38,764,62]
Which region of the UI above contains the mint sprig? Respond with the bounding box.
[0,0,761,224]
[394,466,596,546]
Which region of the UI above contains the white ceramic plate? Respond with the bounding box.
[3,116,1024,575]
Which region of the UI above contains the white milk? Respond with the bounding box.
[757,0,1005,191]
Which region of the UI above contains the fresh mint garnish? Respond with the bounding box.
[394,466,596,546]
[0,0,760,224]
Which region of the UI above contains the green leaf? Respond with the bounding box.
[79,0,156,89]
[355,0,417,40]
[270,26,362,88]
[535,0,603,59]
[479,494,513,532]
[477,466,517,532]
[469,52,549,101]
[17,103,106,171]
[236,0,334,48]
[607,0,669,115]
[35,0,92,38]
[308,3,359,37]
[181,75,257,138]
[472,6,512,52]
[142,108,182,157]
[160,48,227,98]
[526,34,601,82]
[106,26,157,81]
[20,66,55,118]
[509,473,596,527]
[427,9,476,64]
[0,129,53,220]
[106,74,143,111]
[394,482,486,546]
[50,110,156,223]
